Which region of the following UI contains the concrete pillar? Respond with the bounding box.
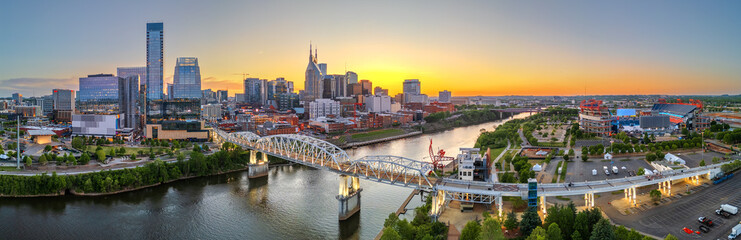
[337,174,362,221]
[631,187,636,205]
[541,196,547,215]
[591,193,595,207]
[585,193,589,208]
[667,180,671,196]
[497,195,503,218]
[261,151,268,163]
[250,150,257,164]
[247,150,269,178]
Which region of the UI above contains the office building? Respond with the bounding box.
[118,75,140,129]
[117,67,146,88]
[166,83,173,100]
[345,71,358,85]
[14,106,42,118]
[216,90,228,102]
[12,93,22,105]
[439,90,452,103]
[146,22,164,100]
[276,93,300,110]
[579,99,612,136]
[360,80,372,95]
[374,87,388,96]
[201,104,221,122]
[331,74,347,98]
[42,95,54,115]
[145,99,207,140]
[403,79,421,95]
[304,44,324,101]
[308,99,341,119]
[53,89,75,111]
[72,114,120,138]
[322,76,334,99]
[78,74,119,101]
[172,57,201,99]
[244,78,266,105]
[235,93,245,103]
[365,95,392,113]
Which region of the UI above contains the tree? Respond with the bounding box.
[504,212,519,230]
[582,154,589,162]
[384,213,399,227]
[177,152,185,161]
[589,219,615,240]
[526,226,547,240]
[202,144,210,151]
[460,220,481,240]
[39,154,48,165]
[520,209,542,236]
[380,227,402,240]
[573,212,589,240]
[650,189,661,203]
[637,168,645,176]
[44,145,52,152]
[80,153,91,165]
[563,155,570,161]
[663,234,679,240]
[572,230,583,240]
[699,159,706,167]
[96,149,106,162]
[24,156,32,167]
[130,153,137,161]
[645,153,657,162]
[547,223,563,240]
[479,217,505,240]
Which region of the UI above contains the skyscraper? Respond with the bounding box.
[146,22,164,100]
[360,80,372,95]
[78,74,119,101]
[403,79,421,95]
[304,44,323,101]
[117,67,146,88]
[12,93,22,105]
[244,78,263,105]
[172,57,202,99]
[439,90,452,103]
[216,90,228,102]
[118,76,140,129]
[345,71,358,84]
[52,89,75,111]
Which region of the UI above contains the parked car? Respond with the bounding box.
[699,225,710,233]
[604,169,610,176]
[698,216,713,226]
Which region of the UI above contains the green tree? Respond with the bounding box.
[394,219,416,240]
[479,217,505,240]
[504,212,519,230]
[563,155,570,161]
[547,223,563,240]
[573,212,589,240]
[526,226,547,240]
[520,209,542,236]
[96,149,106,161]
[177,152,185,161]
[380,227,402,240]
[460,220,481,240]
[663,234,678,240]
[24,156,32,167]
[645,153,657,161]
[44,145,52,152]
[130,153,137,161]
[39,154,48,165]
[384,213,399,227]
[637,168,645,175]
[650,189,661,203]
[699,159,706,167]
[80,153,91,165]
[589,219,615,240]
[582,154,589,162]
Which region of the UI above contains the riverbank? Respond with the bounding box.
[341,131,422,149]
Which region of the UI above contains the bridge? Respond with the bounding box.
[214,129,724,220]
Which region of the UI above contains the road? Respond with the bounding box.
[602,176,741,240]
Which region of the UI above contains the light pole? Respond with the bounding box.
[16,115,20,169]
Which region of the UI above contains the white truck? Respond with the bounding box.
[717,204,739,218]
[612,166,619,174]
[729,224,741,239]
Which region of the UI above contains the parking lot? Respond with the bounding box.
[677,151,726,168]
[605,176,741,240]
[565,157,653,182]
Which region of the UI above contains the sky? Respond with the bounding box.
[1,0,741,98]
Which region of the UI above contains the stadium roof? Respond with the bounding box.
[651,104,696,116]
[616,109,637,116]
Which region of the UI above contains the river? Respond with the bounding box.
[0,113,530,240]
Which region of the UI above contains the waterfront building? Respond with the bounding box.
[146,22,164,100]
[117,67,146,88]
[172,57,202,99]
[308,98,341,120]
[145,98,207,140]
[118,75,140,130]
[365,95,391,113]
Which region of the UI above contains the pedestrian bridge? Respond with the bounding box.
[214,130,724,219]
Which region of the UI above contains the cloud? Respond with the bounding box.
[0,77,77,97]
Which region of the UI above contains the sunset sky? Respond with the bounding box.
[1,0,740,97]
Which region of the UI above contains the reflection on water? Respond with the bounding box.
[0,113,529,240]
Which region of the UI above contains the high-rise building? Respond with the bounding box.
[42,95,54,115]
[244,78,263,105]
[119,75,140,129]
[146,22,164,100]
[439,90,452,103]
[172,57,201,99]
[403,79,421,95]
[322,76,334,99]
[365,95,392,113]
[345,71,358,84]
[216,90,228,102]
[117,67,146,88]
[374,86,389,96]
[12,93,22,105]
[308,99,341,119]
[304,44,324,101]
[201,104,221,122]
[360,80,372,95]
[78,74,119,101]
[166,83,173,100]
[332,74,347,98]
[52,89,75,111]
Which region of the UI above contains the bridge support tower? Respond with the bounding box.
[584,193,594,208]
[247,150,269,178]
[625,187,637,205]
[430,189,446,221]
[337,175,362,221]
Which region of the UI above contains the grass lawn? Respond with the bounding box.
[0,166,20,171]
[351,129,405,142]
[536,142,566,147]
[95,146,169,155]
[559,161,568,182]
[488,147,505,161]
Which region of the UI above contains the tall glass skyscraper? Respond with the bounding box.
[146,22,163,100]
[117,67,146,88]
[172,57,201,99]
[118,76,140,129]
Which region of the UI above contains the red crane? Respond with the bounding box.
[429,139,455,171]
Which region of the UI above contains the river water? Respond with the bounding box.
[0,113,529,240]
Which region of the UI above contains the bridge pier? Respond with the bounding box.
[584,193,594,208]
[430,190,445,221]
[247,150,269,178]
[337,175,362,221]
[497,195,503,218]
[625,187,636,205]
[541,196,547,215]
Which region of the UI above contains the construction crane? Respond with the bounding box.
[429,139,454,172]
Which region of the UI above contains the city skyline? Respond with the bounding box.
[2,0,741,97]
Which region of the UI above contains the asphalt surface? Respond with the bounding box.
[603,176,741,240]
[566,157,653,182]
[678,151,726,168]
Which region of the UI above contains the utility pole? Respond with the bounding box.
[16,115,20,169]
